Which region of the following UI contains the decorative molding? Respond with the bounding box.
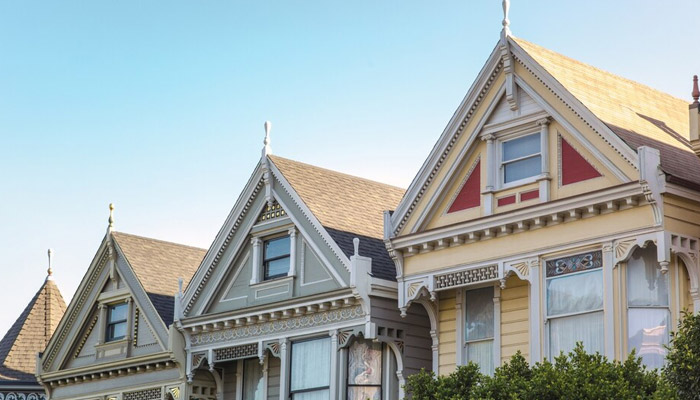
[614,239,636,262]
[265,341,281,357]
[190,305,364,345]
[545,250,602,278]
[123,388,162,400]
[168,387,181,400]
[0,393,45,400]
[73,314,98,358]
[257,200,286,223]
[214,343,258,362]
[45,359,177,388]
[434,265,498,289]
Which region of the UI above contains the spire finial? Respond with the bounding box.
[692,75,699,105]
[108,203,115,232]
[262,121,272,157]
[47,248,54,280]
[502,0,511,37]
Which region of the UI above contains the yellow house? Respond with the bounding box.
[384,24,700,376]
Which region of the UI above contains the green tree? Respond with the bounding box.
[663,311,700,399]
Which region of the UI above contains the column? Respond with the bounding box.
[250,237,262,284]
[279,338,290,400]
[482,134,496,215]
[529,260,541,363]
[455,291,464,366]
[329,330,339,398]
[288,228,297,277]
[602,243,615,359]
[537,117,551,202]
[96,304,107,346]
[493,287,502,368]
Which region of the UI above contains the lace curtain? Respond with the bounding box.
[290,337,331,399]
[243,358,264,400]
[465,286,494,374]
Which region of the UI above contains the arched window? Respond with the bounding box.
[627,244,670,369]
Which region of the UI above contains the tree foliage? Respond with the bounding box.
[663,311,700,399]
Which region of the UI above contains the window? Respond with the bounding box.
[290,337,331,399]
[347,340,382,400]
[546,251,604,357]
[106,303,128,342]
[263,235,290,280]
[501,132,541,184]
[465,286,495,374]
[627,245,670,369]
[243,358,265,400]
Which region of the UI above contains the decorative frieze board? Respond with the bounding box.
[393,184,645,257]
[44,359,177,388]
[213,343,258,362]
[189,304,364,346]
[182,293,360,335]
[434,265,498,289]
[0,393,45,400]
[123,388,162,400]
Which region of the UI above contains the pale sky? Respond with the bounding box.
[1,1,698,336]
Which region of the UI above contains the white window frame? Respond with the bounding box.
[498,131,543,189]
[458,284,500,374]
[250,225,297,285]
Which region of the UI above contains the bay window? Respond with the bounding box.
[464,286,495,374]
[546,251,604,358]
[627,245,670,369]
[347,339,382,400]
[290,337,331,399]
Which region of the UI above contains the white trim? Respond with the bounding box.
[218,251,250,303]
[493,286,502,368]
[529,260,542,363]
[602,242,615,359]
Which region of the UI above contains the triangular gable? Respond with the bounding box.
[447,158,481,213]
[560,135,602,185]
[389,35,641,238]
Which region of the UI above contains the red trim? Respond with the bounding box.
[561,137,602,185]
[448,161,481,213]
[497,195,516,207]
[520,189,539,201]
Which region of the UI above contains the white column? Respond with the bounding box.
[329,330,339,398]
[96,303,107,346]
[529,260,542,363]
[537,117,551,202]
[235,359,243,400]
[250,237,262,284]
[482,134,496,215]
[338,347,348,400]
[279,338,290,400]
[493,286,502,368]
[288,228,297,277]
[430,330,439,373]
[602,243,615,359]
[455,291,464,366]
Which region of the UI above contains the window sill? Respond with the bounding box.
[250,275,294,288]
[95,338,130,360]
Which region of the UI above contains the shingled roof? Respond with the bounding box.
[269,155,405,281]
[0,278,66,385]
[513,37,700,188]
[111,232,206,326]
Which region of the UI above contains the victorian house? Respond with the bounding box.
[0,252,66,400]
[175,135,432,400]
[384,21,700,376]
[37,218,206,400]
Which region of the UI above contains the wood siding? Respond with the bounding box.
[501,276,530,363]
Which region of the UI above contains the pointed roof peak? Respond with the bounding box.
[692,75,699,105]
[0,276,66,383]
[46,248,54,280]
[501,0,511,38]
[262,121,272,157]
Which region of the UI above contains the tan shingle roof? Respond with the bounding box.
[0,279,66,384]
[513,37,700,187]
[268,155,405,280]
[111,232,206,325]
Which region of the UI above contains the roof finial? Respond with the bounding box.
[502,0,511,37]
[47,248,54,280]
[107,203,115,233]
[692,75,699,105]
[262,121,272,157]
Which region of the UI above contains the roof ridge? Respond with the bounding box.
[111,231,206,251]
[512,36,689,106]
[268,155,406,193]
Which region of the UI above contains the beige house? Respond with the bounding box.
[385,25,700,376]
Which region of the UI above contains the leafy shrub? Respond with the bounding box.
[663,311,700,399]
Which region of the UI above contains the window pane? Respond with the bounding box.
[547,270,603,316]
[109,321,127,340]
[243,358,264,400]
[291,338,331,392]
[466,287,494,341]
[292,390,330,400]
[265,257,290,279]
[627,246,669,307]
[504,156,541,183]
[467,339,494,375]
[265,236,290,259]
[348,340,382,385]
[503,133,540,161]
[108,303,128,322]
[549,311,604,357]
[628,308,669,370]
[348,387,381,400]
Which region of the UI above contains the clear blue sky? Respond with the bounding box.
[0,1,697,335]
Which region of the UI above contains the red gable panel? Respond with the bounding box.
[561,137,602,185]
[448,160,481,213]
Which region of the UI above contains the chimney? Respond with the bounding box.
[690,75,700,156]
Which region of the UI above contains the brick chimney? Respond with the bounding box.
[690,75,700,156]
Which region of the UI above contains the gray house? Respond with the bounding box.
[177,144,433,399]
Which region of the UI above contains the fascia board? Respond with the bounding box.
[390,41,503,237]
[507,37,639,167]
[182,161,264,307]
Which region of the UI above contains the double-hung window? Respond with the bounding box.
[627,245,670,369]
[347,340,382,400]
[290,337,331,399]
[546,251,604,357]
[243,358,265,400]
[501,132,541,184]
[106,303,128,342]
[465,287,495,374]
[263,235,290,280]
